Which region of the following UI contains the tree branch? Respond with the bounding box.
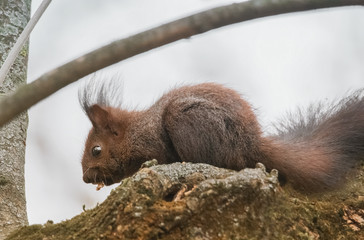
[0,0,363,126]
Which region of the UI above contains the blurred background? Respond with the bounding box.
[26,0,364,224]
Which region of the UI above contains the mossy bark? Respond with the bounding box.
[0,0,30,238]
[6,162,364,240]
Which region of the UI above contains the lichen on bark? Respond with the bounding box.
[0,0,30,238]
[6,162,364,239]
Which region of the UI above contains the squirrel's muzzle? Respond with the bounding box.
[83,167,116,186]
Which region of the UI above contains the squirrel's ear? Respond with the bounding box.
[88,104,119,136]
[88,105,111,131]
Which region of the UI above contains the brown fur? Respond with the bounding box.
[79,82,364,192]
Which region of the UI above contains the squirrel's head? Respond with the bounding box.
[79,75,138,187]
[81,104,129,186]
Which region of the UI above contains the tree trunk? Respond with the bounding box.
[0,0,30,238]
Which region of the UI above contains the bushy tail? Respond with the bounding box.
[262,90,364,192]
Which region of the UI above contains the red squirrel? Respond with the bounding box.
[79,79,364,192]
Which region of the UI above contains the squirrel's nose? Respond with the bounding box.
[83,167,101,184]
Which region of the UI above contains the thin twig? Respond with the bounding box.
[0,0,52,85]
[0,0,363,126]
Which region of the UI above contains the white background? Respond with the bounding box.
[26,0,364,224]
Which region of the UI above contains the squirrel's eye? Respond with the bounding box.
[92,146,102,157]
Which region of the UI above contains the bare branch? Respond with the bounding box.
[0,0,363,126]
[0,0,52,85]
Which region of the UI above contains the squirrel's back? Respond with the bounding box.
[159,83,263,169]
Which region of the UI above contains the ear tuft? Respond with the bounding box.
[78,74,124,135]
[78,73,124,114]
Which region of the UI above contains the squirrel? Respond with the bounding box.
[79,79,364,192]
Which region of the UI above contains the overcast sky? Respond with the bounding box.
[26,0,364,224]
